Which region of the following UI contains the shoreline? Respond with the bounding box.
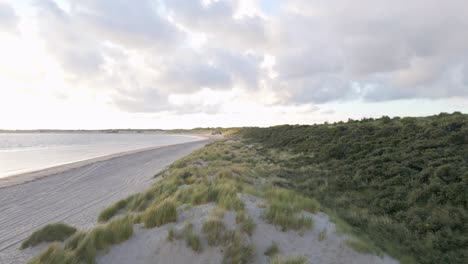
[0,134,211,189]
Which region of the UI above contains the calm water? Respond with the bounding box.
[0,133,202,178]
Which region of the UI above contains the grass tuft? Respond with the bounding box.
[98,199,127,222]
[222,230,254,264]
[241,217,256,236]
[318,228,327,241]
[264,200,313,231]
[202,219,226,246]
[142,200,177,228]
[186,233,202,253]
[271,255,307,264]
[167,226,175,242]
[264,241,280,257]
[21,223,77,249]
[345,238,377,255]
[28,243,77,264]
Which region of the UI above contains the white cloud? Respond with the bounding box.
[0,0,467,129]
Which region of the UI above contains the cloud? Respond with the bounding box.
[30,0,468,116]
[269,0,468,103]
[0,2,19,34]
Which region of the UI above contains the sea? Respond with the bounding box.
[0,133,202,178]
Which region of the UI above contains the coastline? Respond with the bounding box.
[0,138,213,263]
[0,134,210,189]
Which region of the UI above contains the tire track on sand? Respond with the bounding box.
[0,139,211,264]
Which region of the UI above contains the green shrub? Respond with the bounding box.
[264,241,280,257]
[240,113,468,263]
[21,223,77,249]
[142,200,177,228]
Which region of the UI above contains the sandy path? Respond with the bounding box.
[0,139,211,264]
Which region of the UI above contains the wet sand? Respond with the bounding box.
[0,139,211,263]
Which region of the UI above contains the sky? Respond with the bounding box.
[0,0,467,129]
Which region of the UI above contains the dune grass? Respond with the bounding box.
[264,241,280,257]
[235,209,247,223]
[28,216,133,264]
[240,216,256,236]
[29,140,321,263]
[98,199,127,222]
[345,238,380,255]
[21,223,77,249]
[186,233,202,253]
[142,200,177,228]
[28,243,77,264]
[202,219,226,246]
[318,228,327,241]
[166,226,175,242]
[264,200,313,231]
[262,186,317,231]
[222,230,255,264]
[271,255,307,264]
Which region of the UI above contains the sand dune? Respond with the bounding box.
[0,139,210,264]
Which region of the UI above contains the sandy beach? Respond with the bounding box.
[0,138,211,264]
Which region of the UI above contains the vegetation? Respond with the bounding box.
[318,228,327,241]
[202,219,226,246]
[222,230,255,264]
[98,199,127,222]
[345,238,378,255]
[264,241,280,257]
[28,216,133,264]
[239,112,468,263]
[142,200,177,228]
[166,226,175,242]
[241,217,256,236]
[21,223,77,249]
[186,233,202,253]
[271,255,307,264]
[29,243,77,264]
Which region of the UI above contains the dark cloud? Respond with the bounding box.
[0,2,19,34]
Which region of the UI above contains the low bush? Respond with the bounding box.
[21,223,77,249]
